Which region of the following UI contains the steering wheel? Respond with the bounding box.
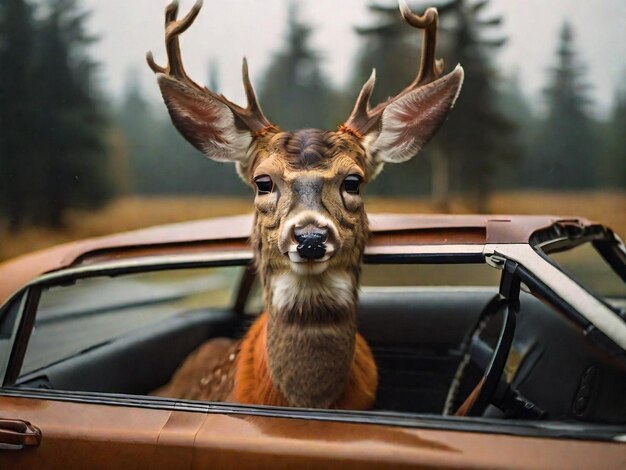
[443,294,517,417]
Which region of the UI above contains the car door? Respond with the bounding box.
[0,263,243,468]
[0,281,196,468]
[3,393,626,469]
[0,396,182,468]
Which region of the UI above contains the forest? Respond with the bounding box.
[0,0,624,256]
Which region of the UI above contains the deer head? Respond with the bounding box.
[148,0,463,282]
[148,0,463,408]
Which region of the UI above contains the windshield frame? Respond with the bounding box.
[532,224,626,312]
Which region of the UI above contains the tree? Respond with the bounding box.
[150,120,248,196]
[349,1,516,209]
[118,67,247,196]
[0,0,38,230]
[350,4,422,107]
[528,22,598,190]
[434,0,516,210]
[495,71,537,189]
[117,67,160,194]
[26,0,114,227]
[0,0,114,228]
[349,2,433,198]
[259,2,338,130]
[603,83,626,188]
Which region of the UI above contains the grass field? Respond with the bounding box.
[1,190,624,262]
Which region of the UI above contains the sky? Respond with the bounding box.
[83,0,626,118]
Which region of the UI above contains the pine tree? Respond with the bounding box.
[434,0,515,210]
[118,67,159,194]
[605,84,626,188]
[259,3,336,130]
[350,4,422,107]
[529,22,598,189]
[28,0,114,227]
[349,2,434,198]
[495,71,537,189]
[348,0,515,208]
[150,120,248,196]
[0,0,38,230]
[119,68,246,196]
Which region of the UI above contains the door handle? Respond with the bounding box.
[0,418,42,449]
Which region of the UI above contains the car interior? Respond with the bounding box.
[9,248,626,426]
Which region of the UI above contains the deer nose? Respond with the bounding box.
[294,225,328,260]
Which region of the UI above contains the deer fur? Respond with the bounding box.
[150,0,463,410]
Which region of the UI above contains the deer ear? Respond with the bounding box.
[157,74,253,163]
[367,65,464,164]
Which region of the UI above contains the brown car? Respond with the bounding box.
[1,213,626,469]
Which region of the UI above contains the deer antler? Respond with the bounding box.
[147,0,276,134]
[146,0,203,89]
[342,0,446,135]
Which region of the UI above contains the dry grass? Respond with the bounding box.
[0,196,251,261]
[486,190,626,237]
[1,190,624,262]
[366,190,626,238]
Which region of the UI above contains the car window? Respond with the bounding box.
[244,262,501,314]
[546,242,626,304]
[20,266,242,376]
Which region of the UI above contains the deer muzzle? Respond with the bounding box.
[293,225,328,260]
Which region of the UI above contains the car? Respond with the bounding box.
[0,213,625,468]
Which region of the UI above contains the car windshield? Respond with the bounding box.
[543,241,626,311]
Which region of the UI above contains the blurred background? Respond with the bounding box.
[1,0,625,261]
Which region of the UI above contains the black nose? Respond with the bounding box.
[294,225,328,260]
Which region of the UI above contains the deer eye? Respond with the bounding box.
[343,175,362,195]
[254,175,274,195]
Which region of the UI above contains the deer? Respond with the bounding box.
[148,0,463,410]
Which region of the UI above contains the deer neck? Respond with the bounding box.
[264,269,359,408]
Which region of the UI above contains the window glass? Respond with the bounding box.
[547,243,626,302]
[20,266,242,376]
[244,262,501,314]
[246,278,264,315]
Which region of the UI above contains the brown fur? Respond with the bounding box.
[154,338,238,401]
[233,312,377,409]
[243,130,374,408]
[154,130,377,409]
[155,307,377,410]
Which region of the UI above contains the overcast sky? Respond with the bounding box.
[84,0,626,118]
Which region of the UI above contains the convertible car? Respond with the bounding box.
[0,213,625,468]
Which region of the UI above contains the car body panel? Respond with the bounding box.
[1,396,625,469]
[1,213,624,468]
[0,213,593,306]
